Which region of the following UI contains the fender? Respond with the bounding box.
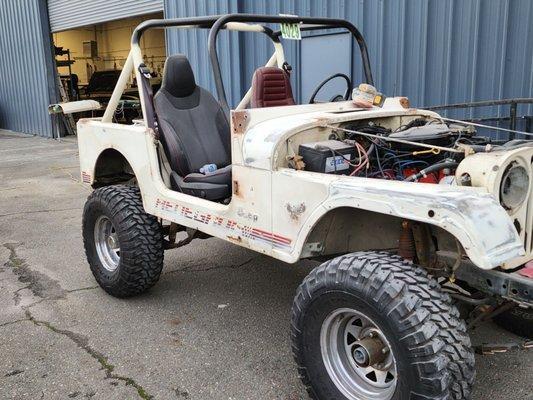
[289,173,525,270]
[77,119,166,210]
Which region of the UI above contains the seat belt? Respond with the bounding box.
[138,63,159,139]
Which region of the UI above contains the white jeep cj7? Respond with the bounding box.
[66,14,532,400]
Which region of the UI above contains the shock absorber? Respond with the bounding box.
[398,220,417,262]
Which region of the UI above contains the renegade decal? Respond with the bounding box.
[155,198,292,249]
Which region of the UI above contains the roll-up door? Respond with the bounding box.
[48,0,163,32]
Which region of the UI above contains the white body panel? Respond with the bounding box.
[48,100,101,114]
[77,97,527,271]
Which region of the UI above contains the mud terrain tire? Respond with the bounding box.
[291,251,475,400]
[83,185,164,298]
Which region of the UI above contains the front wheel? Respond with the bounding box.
[291,252,475,400]
[82,185,164,298]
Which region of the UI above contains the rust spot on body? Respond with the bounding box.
[227,235,243,243]
[231,110,249,134]
[399,97,410,108]
[233,180,240,197]
[314,117,333,128]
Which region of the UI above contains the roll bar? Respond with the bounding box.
[129,13,374,114]
[208,14,374,112]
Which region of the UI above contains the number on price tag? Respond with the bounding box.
[280,22,301,40]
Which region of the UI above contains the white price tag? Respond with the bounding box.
[280,21,301,40]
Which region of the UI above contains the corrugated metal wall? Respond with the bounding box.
[0,0,58,137]
[48,0,164,32]
[2,0,530,137]
[165,0,533,129]
[164,0,242,106]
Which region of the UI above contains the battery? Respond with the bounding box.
[298,140,356,174]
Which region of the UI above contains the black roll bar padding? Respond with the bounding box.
[208,14,374,113]
[131,15,280,45]
[131,14,374,113]
[272,23,373,84]
[131,16,221,46]
[131,15,278,116]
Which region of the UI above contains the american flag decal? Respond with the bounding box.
[81,171,91,183]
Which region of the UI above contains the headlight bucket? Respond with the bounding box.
[500,162,529,211]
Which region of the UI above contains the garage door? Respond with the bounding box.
[48,0,163,32]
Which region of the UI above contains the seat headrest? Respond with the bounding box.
[161,54,197,98]
[251,67,295,108]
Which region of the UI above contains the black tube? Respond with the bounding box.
[131,14,374,114]
[426,98,533,111]
[272,22,374,85]
[405,161,459,182]
[208,14,374,113]
[131,16,221,45]
[130,16,276,116]
[509,102,517,140]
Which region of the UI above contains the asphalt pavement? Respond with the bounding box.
[0,129,531,400]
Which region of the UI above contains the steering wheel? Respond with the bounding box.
[309,73,352,104]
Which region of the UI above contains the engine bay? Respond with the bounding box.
[287,115,512,185]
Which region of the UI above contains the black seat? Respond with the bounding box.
[154,54,231,201]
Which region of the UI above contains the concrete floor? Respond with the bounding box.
[0,129,531,400]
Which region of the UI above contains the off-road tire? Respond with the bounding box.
[82,185,164,298]
[291,251,475,400]
[493,306,533,339]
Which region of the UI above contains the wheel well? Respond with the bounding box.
[302,207,403,258]
[93,149,135,187]
[301,206,458,262]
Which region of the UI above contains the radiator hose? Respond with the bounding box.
[405,161,458,182]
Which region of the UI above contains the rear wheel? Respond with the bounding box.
[291,251,475,400]
[82,185,164,297]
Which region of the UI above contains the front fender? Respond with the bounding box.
[297,177,525,270]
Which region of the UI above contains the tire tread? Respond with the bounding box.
[291,251,475,400]
[82,185,164,298]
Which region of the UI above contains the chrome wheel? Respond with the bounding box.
[320,308,397,400]
[94,215,120,272]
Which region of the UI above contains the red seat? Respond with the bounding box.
[251,67,296,108]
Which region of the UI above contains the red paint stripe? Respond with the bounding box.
[250,233,290,247]
[249,233,272,243]
[250,230,291,245]
[251,229,291,244]
[272,234,291,243]
[252,227,273,236]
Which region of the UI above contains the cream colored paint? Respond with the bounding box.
[76,20,528,273]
